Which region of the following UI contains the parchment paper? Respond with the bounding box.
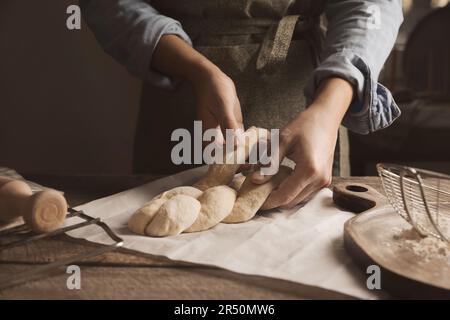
[66,166,385,299]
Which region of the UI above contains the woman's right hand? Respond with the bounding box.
[192,64,244,139]
[152,35,243,141]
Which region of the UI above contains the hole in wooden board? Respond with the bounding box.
[346,185,368,193]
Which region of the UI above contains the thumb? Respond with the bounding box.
[251,134,288,184]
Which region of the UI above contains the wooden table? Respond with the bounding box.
[0,175,382,299]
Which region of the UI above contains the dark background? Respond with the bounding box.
[0,0,449,176]
[351,0,450,175]
[0,0,141,175]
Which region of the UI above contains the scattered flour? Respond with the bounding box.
[392,227,450,263]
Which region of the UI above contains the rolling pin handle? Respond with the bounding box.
[25,190,68,233]
[0,179,32,221]
[0,177,67,233]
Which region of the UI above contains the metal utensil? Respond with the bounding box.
[0,208,123,290]
[377,163,450,242]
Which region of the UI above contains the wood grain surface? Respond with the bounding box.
[335,180,450,299]
[0,175,381,299]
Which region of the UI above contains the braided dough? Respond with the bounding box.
[223,166,291,223]
[229,175,246,191]
[154,186,203,200]
[128,127,291,237]
[193,126,267,191]
[128,186,202,236]
[146,195,201,237]
[128,198,166,235]
[185,186,236,233]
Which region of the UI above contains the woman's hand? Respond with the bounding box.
[191,64,244,139]
[251,77,354,210]
[151,35,243,140]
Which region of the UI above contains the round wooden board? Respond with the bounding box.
[344,206,450,299]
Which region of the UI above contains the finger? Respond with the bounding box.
[260,169,313,210]
[205,126,225,146]
[279,183,319,209]
[198,106,224,149]
[216,103,245,153]
[218,100,243,136]
[250,134,288,184]
[280,169,332,209]
[198,105,219,132]
[233,98,244,131]
[233,102,245,148]
[236,163,253,174]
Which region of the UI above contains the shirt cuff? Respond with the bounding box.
[305,50,401,134]
[133,17,192,89]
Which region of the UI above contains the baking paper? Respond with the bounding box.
[66,166,385,299]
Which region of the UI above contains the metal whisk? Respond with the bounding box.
[377,163,450,242]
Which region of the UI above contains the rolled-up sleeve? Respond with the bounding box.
[79,0,192,88]
[305,0,404,134]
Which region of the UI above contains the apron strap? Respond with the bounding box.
[181,14,319,75]
[256,15,313,75]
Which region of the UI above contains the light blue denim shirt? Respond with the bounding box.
[79,0,403,134]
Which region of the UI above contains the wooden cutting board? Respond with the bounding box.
[333,182,450,299]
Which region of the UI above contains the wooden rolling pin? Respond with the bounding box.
[0,176,67,233]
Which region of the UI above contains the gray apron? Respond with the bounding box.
[134,0,349,176]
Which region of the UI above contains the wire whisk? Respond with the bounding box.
[377,163,450,242]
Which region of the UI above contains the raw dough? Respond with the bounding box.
[154,186,202,200]
[193,127,266,191]
[223,166,292,223]
[128,186,202,235]
[127,128,292,237]
[145,195,201,237]
[229,175,246,191]
[185,185,237,232]
[128,198,165,235]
